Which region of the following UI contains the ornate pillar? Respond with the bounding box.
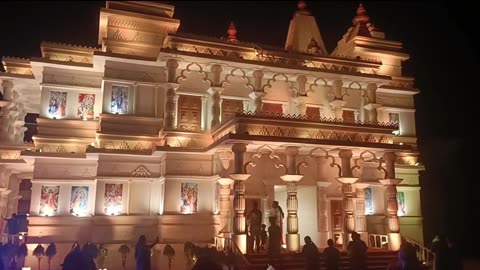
[249,91,264,113]
[354,183,369,242]
[252,70,264,92]
[209,88,222,127]
[295,96,307,116]
[280,146,304,252]
[164,86,177,130]
[360,91,366,122]
[296,75,307,95]
[242,99,249,112]
[166,59,179,83]
[211,65,223,87]
[281,103,288,115]
[316,181,331,248]
[354,110,360,122]
[230,143,250,254]
[379,151,403,251]
[329,80,347,120]
[336,149,359,247]
[364,83,381,123]
[0,80,14,142]
[201,96,208,131]
[217,177,234,238]
[174,94,180,127]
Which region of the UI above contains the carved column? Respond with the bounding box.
[0,80,14,142]
[354,183,369,242]
[280,146,304,252]
[252,70,264,92]
[295,96,307,116]
[166,59,179,83]
[174,95,180,127]
[360,91,366,122]
[336,149,359,247]
[249,91,264,113]
[354,110,360,122]
[242,99,249,112]
[379,151,403,251]
[201,96,208,131]
[209,88,222,127]
[164,87,177,130]
[329,80,347,120]
[364,83,381,123]
[217,177,234,239]
[230,143,250,254]
[211,65,223,87]
[296,75,307,95]
[316,181,331,248]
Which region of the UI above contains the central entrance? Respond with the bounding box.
[245,198,262,253]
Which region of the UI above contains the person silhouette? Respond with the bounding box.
[267,216,281,268]
[387,242,422,270]
[135,235,159,270]
[302,236,320,270]
[323,239,340,270]
[247,202,262,253]
[347,231,368,270]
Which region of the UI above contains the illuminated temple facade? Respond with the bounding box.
[0,1,423,269]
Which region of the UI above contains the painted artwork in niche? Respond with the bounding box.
[364,187,373,215]
[180,182,198,214]
[111,85,128,114]
[77,93,95,119]
[70,186,89,215]
[48,91,67,118]
[397,191,406,216]
[104,183,123,215]
[389,112,400,124]
[39,185,60,216]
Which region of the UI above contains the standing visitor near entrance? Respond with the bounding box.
[386,242,422,270]
[247,202,262,253]
[302,236,320,270]
[271,201,285,246]
[135,235,159,270]
[260,224,268,251]
[268,217,281,267]
[323,239,340,270]
[347,231,368,270]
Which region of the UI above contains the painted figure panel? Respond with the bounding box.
[111,85,128,114]
[104,183,123,215]
[70,186,89,215]
[39,185,60,216]
[48,91,67,117]
[180,182,198,214]
[77,93,95,119]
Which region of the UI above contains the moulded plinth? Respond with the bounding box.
[286,233,300,252]
[234,234,247,254]
[388,233,402,251]
[336,177,359,184]
[379,178,403,186]
[217,177,234,186]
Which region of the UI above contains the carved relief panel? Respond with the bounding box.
[306,106,320,119]
[221,99,243,122]
[177,95,202,131]
[262,103,283,114]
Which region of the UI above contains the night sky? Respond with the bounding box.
[1,1,476,258]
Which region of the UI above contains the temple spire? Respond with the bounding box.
[227,22,238,43]
[285,1,327,54]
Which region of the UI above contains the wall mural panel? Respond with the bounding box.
[104,183,123,215]
[48,91,67,118]
[39,185,60,216]
[111,85,129,114]
[70,186,89,215]
[77,93,95,119]
[364,187,373,215]
[180,182,198,214]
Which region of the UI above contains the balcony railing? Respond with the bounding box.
[212,111,400,147]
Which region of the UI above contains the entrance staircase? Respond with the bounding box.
[245,249,397,270]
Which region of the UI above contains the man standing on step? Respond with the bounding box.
[347,231,368,270]
[302,236,321,270]
[323,239,340,270]
[247,201,262,253]
[268,216,282,268]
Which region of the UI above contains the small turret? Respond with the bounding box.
[227,22,238,43]
[284,1,327,55]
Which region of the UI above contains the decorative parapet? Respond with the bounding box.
[40,41,101,65]
[212,111,400,146]
[161,128,213,149]
[1,57,34,78]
